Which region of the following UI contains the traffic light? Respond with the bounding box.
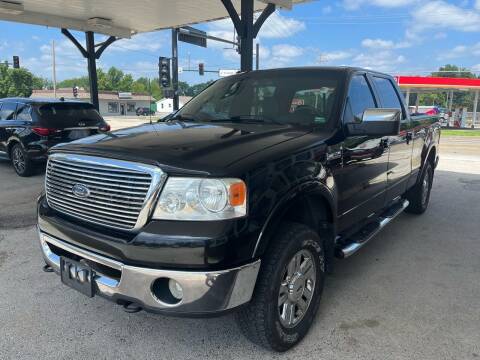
[199,63,204,76]
[159,57,171,88]
[73,86,78,98]
[13,56,19,69]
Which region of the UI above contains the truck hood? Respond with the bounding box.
[52,122,312,175]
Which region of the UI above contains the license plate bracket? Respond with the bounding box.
[60,257,95,298]
[68,129,91,140]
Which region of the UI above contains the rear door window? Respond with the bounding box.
[372,77,405,117]
[36,102,103,128]
[344,75,376,123]
[16,104,32,121]
[0,102,17,120]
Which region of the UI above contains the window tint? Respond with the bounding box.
[178,73,340,127]
[289,87,337,124]
[16,104,32,121]
[0,102,17,120]
[36,102,103,127]
[372,77,402,110]
[345,75,376,123]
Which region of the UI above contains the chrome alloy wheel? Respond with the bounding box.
[278,249,316,328]
[12,147,26,174]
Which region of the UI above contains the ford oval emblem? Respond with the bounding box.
[72,183,90,198]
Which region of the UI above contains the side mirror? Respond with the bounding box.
[346,108,401,136]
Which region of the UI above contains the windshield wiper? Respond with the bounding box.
[208,115,282,125]
[164,113,197,123]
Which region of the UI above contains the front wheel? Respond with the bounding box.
[11,143,33,177]
[236,222,325,352]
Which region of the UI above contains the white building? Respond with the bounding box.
[31,88,152,117]
[156,96,192,116]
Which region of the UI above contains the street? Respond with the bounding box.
[0,136,479,359]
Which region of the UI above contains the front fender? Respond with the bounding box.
[252,178,337,259]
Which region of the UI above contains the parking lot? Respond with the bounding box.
[0,136,479,360]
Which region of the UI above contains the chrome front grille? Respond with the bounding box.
[45,153,165,231]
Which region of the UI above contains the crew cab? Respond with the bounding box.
[0,98,110,176]
[37,67,440,351]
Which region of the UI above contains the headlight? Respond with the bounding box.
[153,177,247,221]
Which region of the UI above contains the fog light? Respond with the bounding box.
[168,279,183,300]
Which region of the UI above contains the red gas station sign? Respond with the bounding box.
[396,75,480,89]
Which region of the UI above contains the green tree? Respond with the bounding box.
[118,73,134,92]
[0,65,36,97]
[432,64,476,79]
[150,78,163,100]
[421,65,478,110]
[32,75,53,90]
[184,80,214,96]
[57,76,89,89]
[132,77,149,93]
[178,81,190,95]
[0,64,10,97]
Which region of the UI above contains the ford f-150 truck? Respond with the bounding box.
[37,67,440,351]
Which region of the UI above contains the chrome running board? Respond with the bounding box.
[338,199,409,259]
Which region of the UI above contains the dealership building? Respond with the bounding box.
[31,88,152,117]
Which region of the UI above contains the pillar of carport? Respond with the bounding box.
[473,90,479,126]
[61,29,117,111]
[221,0,276,72]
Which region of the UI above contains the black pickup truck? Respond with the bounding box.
[37,67,440,351]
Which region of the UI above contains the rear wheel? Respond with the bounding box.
[406,162,433,214]
[236,222,325,352]
[11,143,33,177]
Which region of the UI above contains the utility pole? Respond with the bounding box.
[256,43,259,70]
[52,40,57,97]
[171,28,179,111]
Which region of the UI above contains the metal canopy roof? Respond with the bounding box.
[0,0,307,38]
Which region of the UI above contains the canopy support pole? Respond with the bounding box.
[85,32,99,110]
[473,90,479,127]
[221,0,275,72]
[405,89,411,107]
[448,90,454,111]
[172,28,179,111]
[61,29,117,110]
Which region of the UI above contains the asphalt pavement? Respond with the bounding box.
[0,136,479,359]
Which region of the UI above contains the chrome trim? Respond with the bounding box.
[45,153,167,231]
[63,126,100,130]
[39,230,261,313]
[340,199,409,258]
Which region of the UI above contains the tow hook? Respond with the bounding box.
[123,302,143,313]
[42,264,54,273]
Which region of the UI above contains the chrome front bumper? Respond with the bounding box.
[38,229,260,315]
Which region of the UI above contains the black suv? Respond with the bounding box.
[0,98,110,176]
[136,107,154,116]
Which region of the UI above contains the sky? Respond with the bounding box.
[2,0,480,84]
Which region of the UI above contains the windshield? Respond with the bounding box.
[36,102,104,127]
[175,71,342,127]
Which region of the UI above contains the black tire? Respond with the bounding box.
[236,222,325,352]
[405,161,433,214]
[10,143,33,177]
